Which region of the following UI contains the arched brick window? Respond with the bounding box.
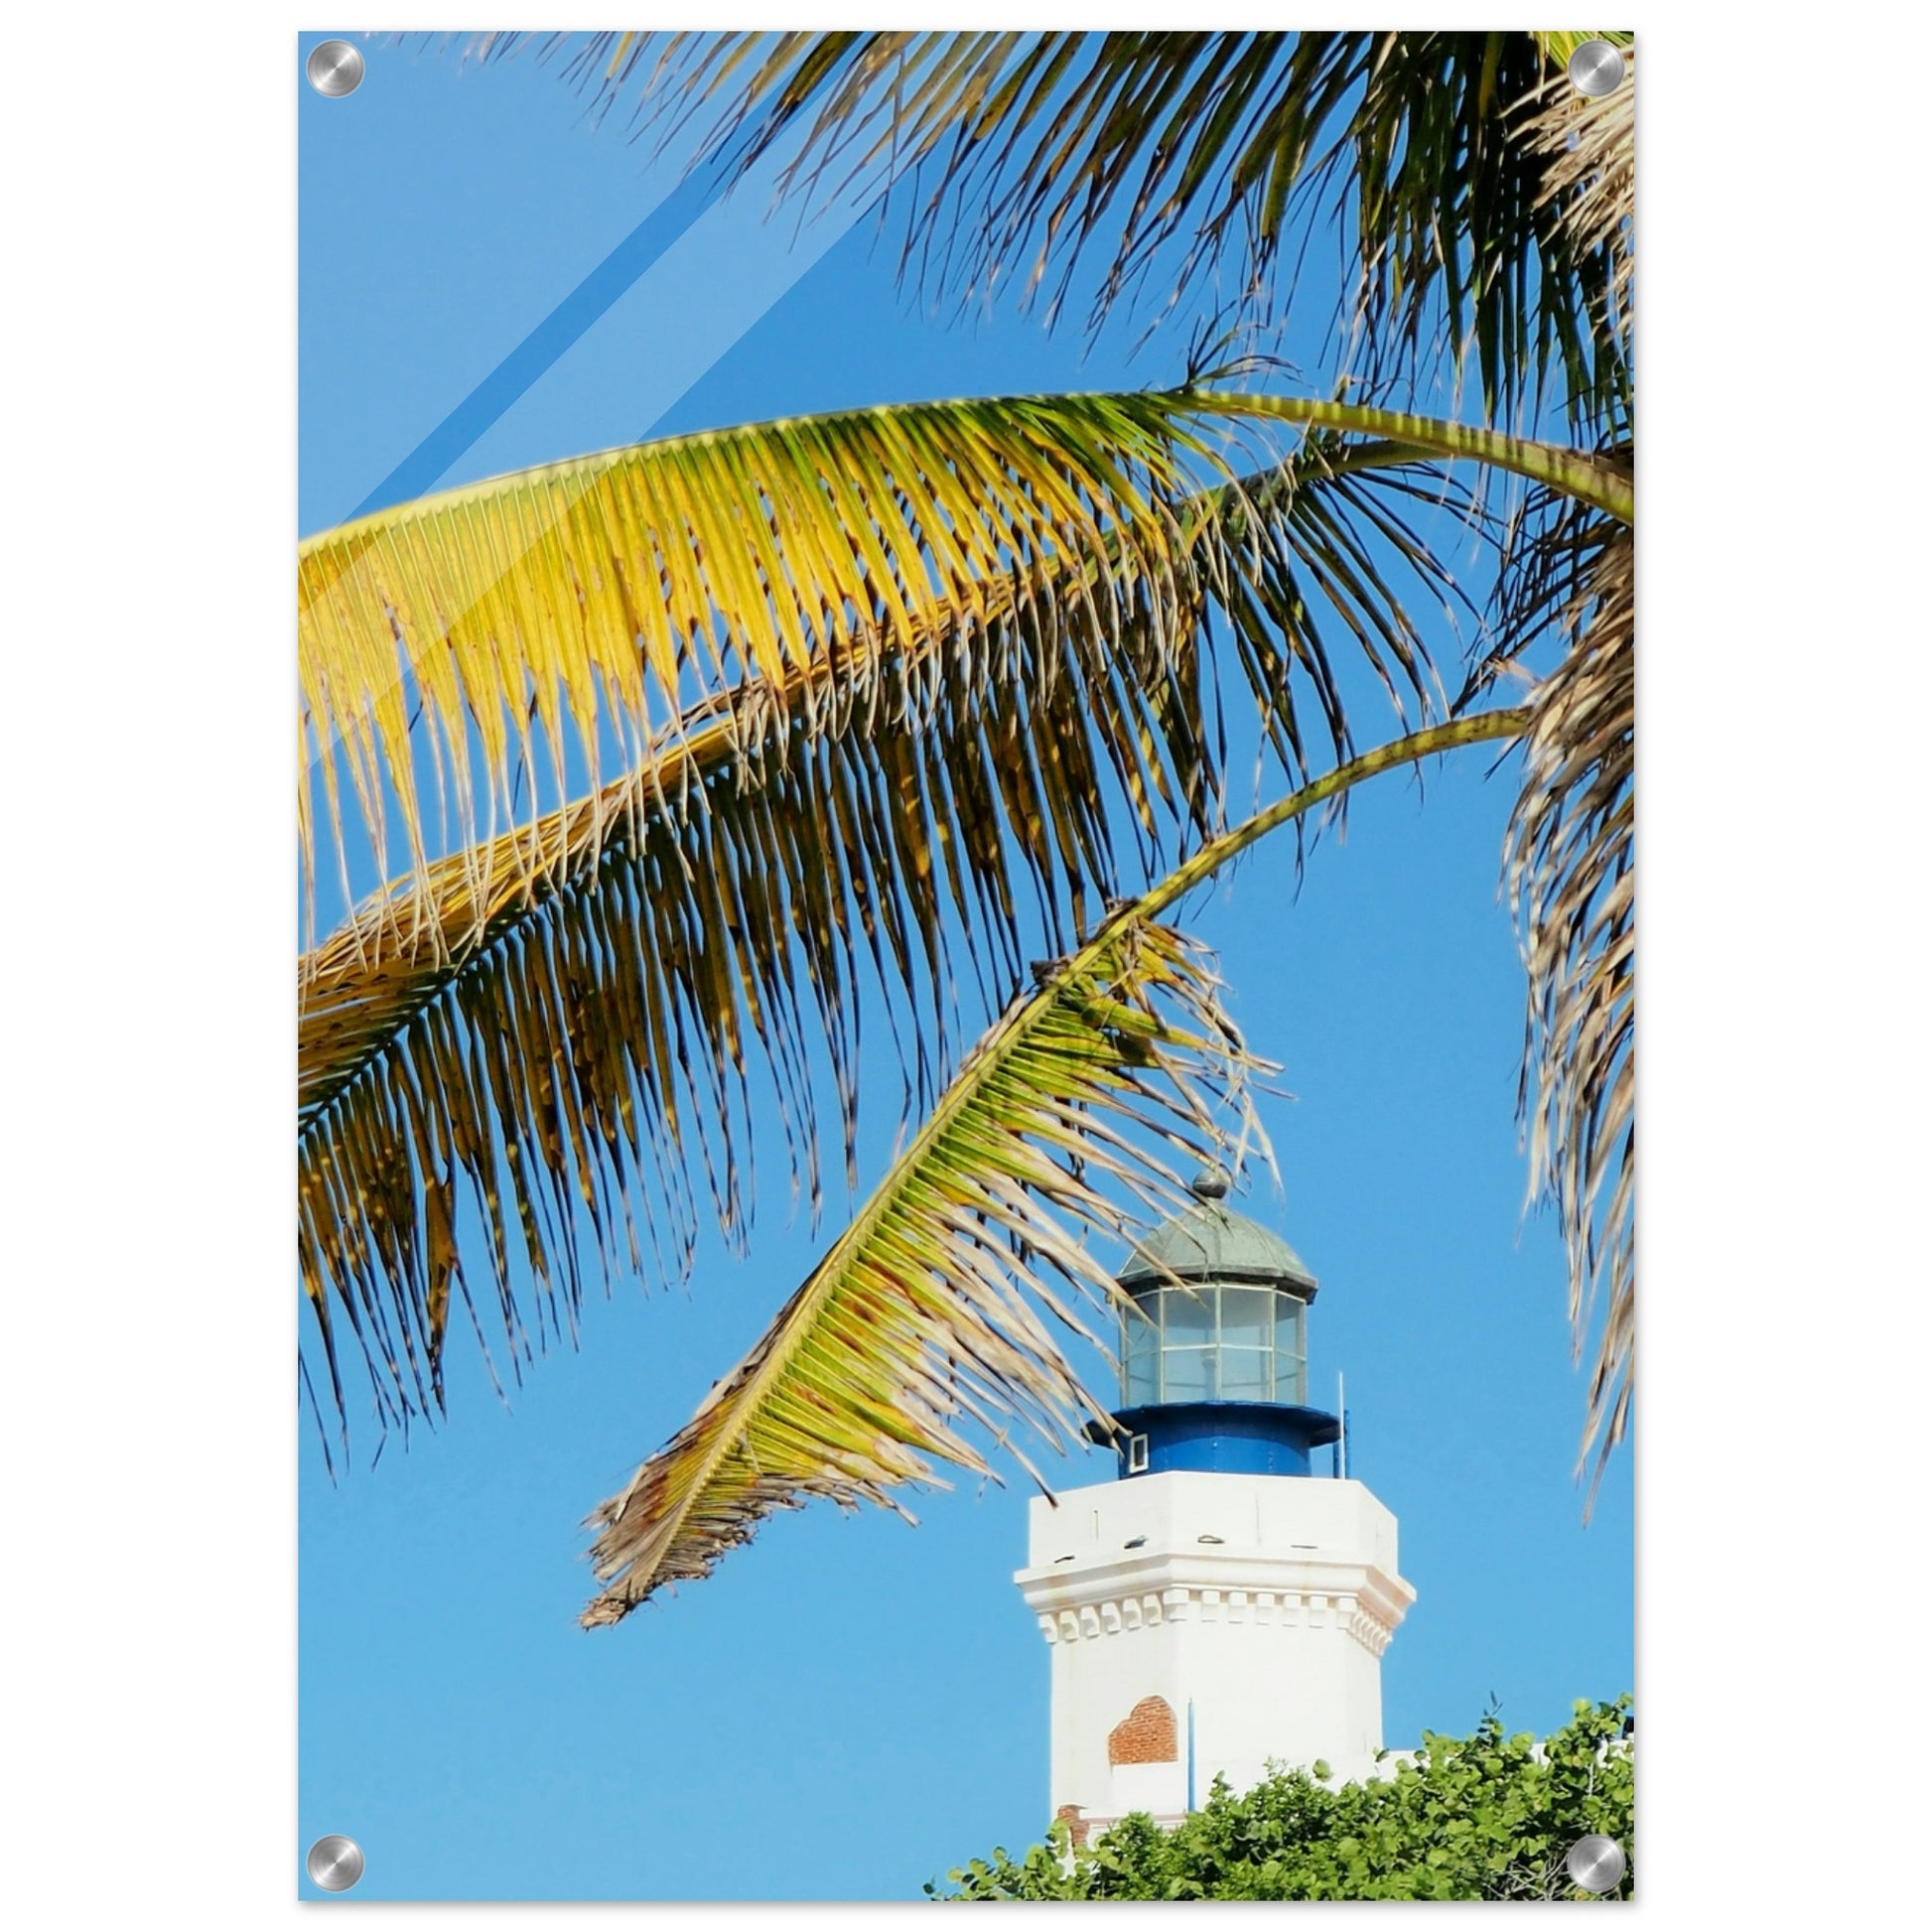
[1107,1695,1178,1765]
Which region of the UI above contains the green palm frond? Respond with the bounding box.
[299,565,1205,1432]
[1232,397,1628,519]
[578,712,1530,1622]
[1455,461,1627,717]
[300,420,1496,1438]
[454,30,1631,434]
[579,915,1259,1625]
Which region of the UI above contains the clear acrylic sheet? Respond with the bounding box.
[299,29,1634,1901]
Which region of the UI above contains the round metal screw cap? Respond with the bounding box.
[1567,39,1626,99]
[306,1835,365,1892]
[307,40,365,97]
[1564,1834,1626,1894]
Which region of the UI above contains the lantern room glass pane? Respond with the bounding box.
[1121,1296,1159,1405]
[1275,1296,1307,1403]
[1162,1286,1214,1345]
[1163,1346,1213,1401]
[1275,1297,1305,1359]
[1219,1347,1269,1401]
[1220,1287,1272,1348]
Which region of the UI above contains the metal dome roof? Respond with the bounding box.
[1118,1167,1318,1299]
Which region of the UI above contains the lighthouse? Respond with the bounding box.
[1014,1168,1416,1837]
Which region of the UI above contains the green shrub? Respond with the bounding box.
[928,1697,1633,1901]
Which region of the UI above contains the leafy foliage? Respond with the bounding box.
[929,1698,1634,1901]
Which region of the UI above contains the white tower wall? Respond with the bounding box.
[1015,1469,1414,1833]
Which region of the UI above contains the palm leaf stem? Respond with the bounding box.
[1225,397,1630,523]
[1132,705,1532,924]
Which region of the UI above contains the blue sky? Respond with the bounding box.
[298,35,1632,1903]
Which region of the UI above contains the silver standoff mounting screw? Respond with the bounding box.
[1567,39,1627,99]
[306,1835,366,1893]
[1564,1834,1627,1895]
[306,40,366,98]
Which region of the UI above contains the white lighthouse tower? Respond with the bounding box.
[1014,1168,1415,1839]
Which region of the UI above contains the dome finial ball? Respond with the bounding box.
[1190,1164,1230,1200]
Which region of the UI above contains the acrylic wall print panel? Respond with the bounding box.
[299,30,1634,1902]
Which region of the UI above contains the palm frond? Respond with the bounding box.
[451,31,1631,434]
[1462,495,1634,1493]
[299,562,1206,1433]
[1530,32,1637,71]
[300,428,1481,1439]
[301,384,1533,954]
[1519,42,1635,380]
[299,388,1225,947]
[580,915,1261,1624]
[577,711,1531,1622]
[1455,467,1627,715]
[1498,44,1634,1490]
[1504,528,1633,1491]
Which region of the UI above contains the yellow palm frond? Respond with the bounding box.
[299,388,1214,942]
[299,383,1615,960]
[297,563,1205,1429]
